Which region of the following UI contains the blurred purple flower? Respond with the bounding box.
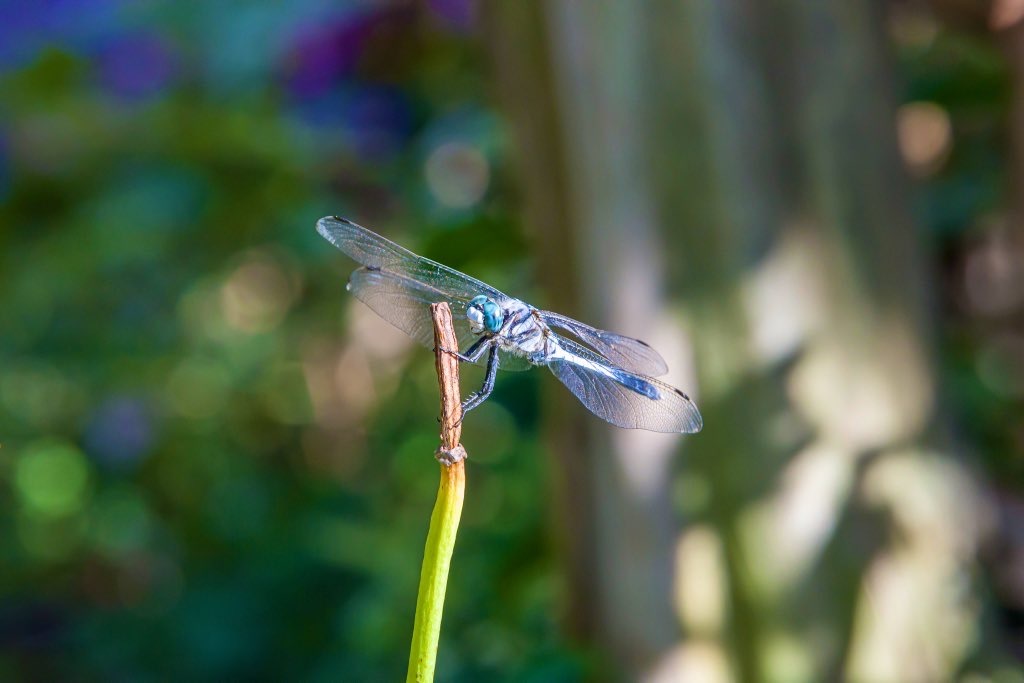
[427,0,476,32]
[84,396,156,469]
[293,84,414,162]
[0,0,125,70]
[94,32,177,100]
[283,11,381,100]
[343,85,415,161]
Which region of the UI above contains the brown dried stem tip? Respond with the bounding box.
[432,302,466,464]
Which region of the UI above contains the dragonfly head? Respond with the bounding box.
[467,295,504,335]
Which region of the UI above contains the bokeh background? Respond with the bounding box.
[2,0,1023,681]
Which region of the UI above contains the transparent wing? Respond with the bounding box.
[347,267,532,371]
[318,216,509,303]
[547,338,702,433]
[540,310,669,376]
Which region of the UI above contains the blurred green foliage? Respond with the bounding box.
[0,2,588,680]
[898,22,1024,484]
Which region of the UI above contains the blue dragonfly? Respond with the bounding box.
[317,216,702,433]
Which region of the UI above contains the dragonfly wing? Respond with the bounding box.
[318,216,508,303]
[347,267,529,371]
[547,339,701,433]
[539,310,669,376]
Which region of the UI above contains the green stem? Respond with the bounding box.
[406,461,465,683]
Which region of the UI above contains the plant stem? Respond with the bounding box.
[406,303,467,683]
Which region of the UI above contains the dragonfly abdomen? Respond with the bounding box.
[611,370,660,400]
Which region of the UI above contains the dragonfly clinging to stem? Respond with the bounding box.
[317,216,702,434]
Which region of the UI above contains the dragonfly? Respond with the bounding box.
[317,216,702,434]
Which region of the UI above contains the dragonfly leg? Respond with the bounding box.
[459,343,500,419]
[438,335,490,364]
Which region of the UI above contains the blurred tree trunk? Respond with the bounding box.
[485,3,681,677]
[482,0,602,645]
[487,1,988,681]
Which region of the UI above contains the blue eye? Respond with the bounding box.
[468,295,503,334]
[482,300,502,333]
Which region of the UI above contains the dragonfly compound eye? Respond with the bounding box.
[482,300,503,333]
[467,295,503,334]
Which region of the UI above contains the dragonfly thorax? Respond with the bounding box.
[467,295,504,335]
